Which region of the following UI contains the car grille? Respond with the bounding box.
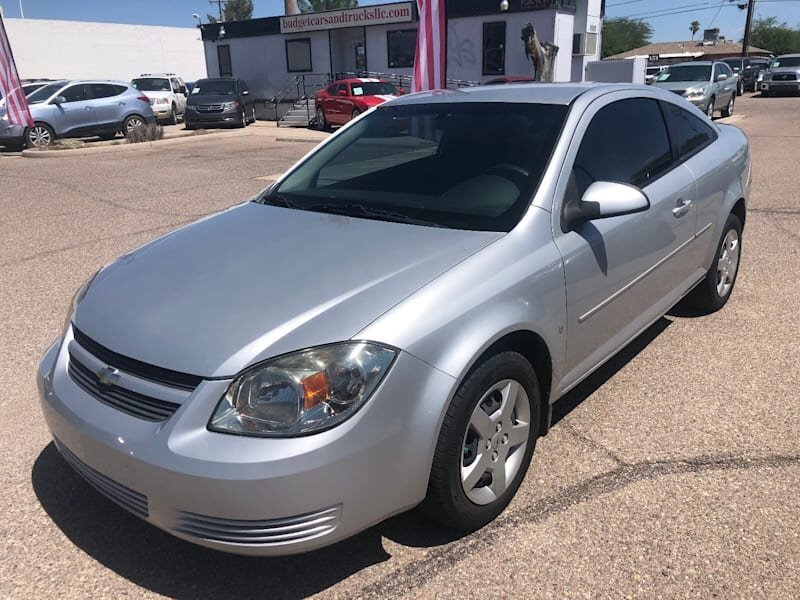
[174,506,341,546]
[68,352,181,421]
[197,104,224,112]
[72,327,202,391]
[54,437,149,519]
[771,73,797,81]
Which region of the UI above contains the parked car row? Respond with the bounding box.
[0,79,156,149]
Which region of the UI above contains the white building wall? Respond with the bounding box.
[4,18,206,81]
[205,31,331,100]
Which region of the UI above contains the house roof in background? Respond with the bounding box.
[608,40,773,61]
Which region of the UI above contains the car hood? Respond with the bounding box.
[768,67,800,75]
[360,95,397,105]
[187,94,238,104]
[74,202,501,378]
[141,90,174,99]
[653,81,707,92]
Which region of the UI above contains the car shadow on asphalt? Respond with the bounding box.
[31,317,673,599]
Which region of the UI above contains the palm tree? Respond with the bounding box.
[690,21,701,40]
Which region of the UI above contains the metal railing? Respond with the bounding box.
[270,73,332,125]
[335,70,481,90]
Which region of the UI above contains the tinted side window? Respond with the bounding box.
[573,98,673,196]
[662,102,717,160]
[90,83,123,98]
[60,84,91,103]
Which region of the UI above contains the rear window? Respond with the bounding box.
[132,78,171,92]
[272,102,568,232]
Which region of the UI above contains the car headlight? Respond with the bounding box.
[155,98,170,105]
[209,342,396,437]
[222,100,240,111]
[685,87,707,98]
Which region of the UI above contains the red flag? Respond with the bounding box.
[412,0,446,93]
[0,15,33,128]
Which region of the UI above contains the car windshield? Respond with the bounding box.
[657,65,711,82]
[722,59,742,71]
[350,82,399,96]
[132,77,171,91]
[191,80,237,95]
[772,56,800,68]
[268,102,568,232]
[25,82,67,105]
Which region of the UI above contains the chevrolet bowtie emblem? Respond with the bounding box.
[96,366,121,388]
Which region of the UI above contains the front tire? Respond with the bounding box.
[687,213,743,313]
[237,107,247,128]
[421,352,540,531]
[705,97,715,119]
[721,93,735,118]
[315,107,329,131]
[25,122,55,148]
[169,104,178,126]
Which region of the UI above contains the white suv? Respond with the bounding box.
[131,73,188,124]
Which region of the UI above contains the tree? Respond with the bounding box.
[601,18,653,58]
[298,0,359,12]
[690,21,700,40]
[224,0,254,20]
[747,17,800,55]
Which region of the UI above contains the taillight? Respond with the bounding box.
[136,95,150,103]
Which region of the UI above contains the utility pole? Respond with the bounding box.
[18,0,25,18]
[741,0,755,57]
[209,0,225,22]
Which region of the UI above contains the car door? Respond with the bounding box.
[551,94,698,391]
[329,84,347,124]
[238,79,252,114]
[52,83,95,136]
[88,84,125,131]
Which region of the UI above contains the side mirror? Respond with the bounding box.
[716,73,728,82]
[241,90,249,96]
[50,96,66,105]
[563,181,650,231]
[337,90,348,97]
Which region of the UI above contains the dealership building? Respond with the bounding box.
[200,0,604,100]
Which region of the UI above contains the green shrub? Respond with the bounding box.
[127,123,165,144]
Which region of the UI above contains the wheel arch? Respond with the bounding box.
[456,329,554,438]
[731,196,746,229]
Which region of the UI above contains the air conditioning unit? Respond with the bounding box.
[573,32,598,56]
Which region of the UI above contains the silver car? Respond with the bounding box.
[760,53,800,96]
[653,61,737,118]
[0,79,155,148]
[38,83,750,556]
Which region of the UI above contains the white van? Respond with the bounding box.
[131,73,188,124]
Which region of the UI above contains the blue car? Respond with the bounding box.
[0,79,156,149]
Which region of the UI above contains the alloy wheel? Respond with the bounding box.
[716,229,740,298]
[316,107,326,130]
[706,100,715,118]
[28,125,52,147]
[125,116,144,132]
[461,379,531,505]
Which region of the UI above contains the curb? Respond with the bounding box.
[275,136,324,144]
[20,129,250,158]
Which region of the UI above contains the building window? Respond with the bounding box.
[286,38,312,72]
[217,45,232,76]
[387,30,416,69]
[483,22,506,75]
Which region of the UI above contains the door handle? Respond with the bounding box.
[85,106,93,110]
[672,198,693,218]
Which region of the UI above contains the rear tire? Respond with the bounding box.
[420,352,540,531]
[351,108,361,121]
[315,107,329,131]
[686,213,743,314]
[123,115,146,136]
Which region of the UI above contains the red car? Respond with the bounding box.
[314,78,401,130]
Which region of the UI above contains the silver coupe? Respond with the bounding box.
[38,83,750,556]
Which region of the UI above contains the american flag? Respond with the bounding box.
[412,0,446,93]
[0,15,33,128]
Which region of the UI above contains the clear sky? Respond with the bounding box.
[1,0,799,43]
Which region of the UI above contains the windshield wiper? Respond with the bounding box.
[261,194,300,209]
[306,202,445,228]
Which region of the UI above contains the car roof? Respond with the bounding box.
[196,77,237,82]
[669,61,717,67]
[332,78,390,84]
[775,53,800,58]
[388,83,658,107]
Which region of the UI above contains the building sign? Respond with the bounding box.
[648,54,660,62]
[280,3,414,34]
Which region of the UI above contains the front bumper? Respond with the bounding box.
[685,95,710,108]
[761,81,800,94]
[184,107,240,126]
[37,329,456,556]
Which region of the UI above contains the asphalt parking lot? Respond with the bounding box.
[0,93,798,599]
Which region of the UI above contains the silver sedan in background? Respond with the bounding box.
[38,83,750,556]
[653,61,737,118]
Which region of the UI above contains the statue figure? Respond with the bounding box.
[521,22,559,82]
